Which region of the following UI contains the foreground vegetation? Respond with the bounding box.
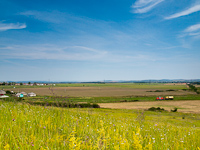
[0,101,200,150]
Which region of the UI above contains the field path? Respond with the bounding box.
[99,100,200,113]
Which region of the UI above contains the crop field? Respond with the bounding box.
[99,100,200,114]
[0,101,200,150]
[4,83,195,97]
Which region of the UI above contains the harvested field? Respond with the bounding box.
[9,86,195,97]
[99,100,200,113]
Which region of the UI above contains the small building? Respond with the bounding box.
[20,92,27,96]
[0,90,9,98]
[16,93,24,97]
[27,92,36,97]
[0,90,6,96]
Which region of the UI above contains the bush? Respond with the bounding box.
[29,101,100,108]
[171,107,178,112]
[6,90,12,95]
[147,107,165,112]
[166,89,175,91]
[155,90,164,92]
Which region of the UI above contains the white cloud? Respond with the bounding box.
[0,44,157,64]
[0,45,107,61]
[20,11,67,24]
[0,22,26,31]
[131,0,164,13]
[184,23,200,32]
[181,23,200,38]
[165,4,200,20]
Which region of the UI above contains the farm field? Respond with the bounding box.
[99,100,200,114]
[4,83,195,97]
[0,101,200,150]
[7,86,195,97]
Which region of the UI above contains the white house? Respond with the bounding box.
[0,90,6,96]
[16,93,23,97]
[27,92,36,97]
[0,90,9,98]
[20,92,27,96]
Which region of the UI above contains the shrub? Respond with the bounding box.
[147,107,165,112]
[171,107,178,112]
[6,90,12,95]
[155,90,164,92]
[166,89,175,91]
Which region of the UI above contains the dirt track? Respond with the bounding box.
[99,100,200,113]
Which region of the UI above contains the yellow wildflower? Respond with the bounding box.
[4,144,10,150]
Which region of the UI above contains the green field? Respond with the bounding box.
[1,83,187,89]
[0,101,200,150]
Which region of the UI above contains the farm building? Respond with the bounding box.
[0,90,9,98]
[20,92,27,96]
[16,93,24,97]
[0,90,6,96]
[27,92,36,97]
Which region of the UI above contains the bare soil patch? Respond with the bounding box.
[99,100,200,113]
[8,87,195,97]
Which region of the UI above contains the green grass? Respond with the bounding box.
[0,101,199,149]
[3,93,200,105]
[28,94,200,103]
[1,83,187,90]
[54,83,187,90]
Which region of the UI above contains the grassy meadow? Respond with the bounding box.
[0,101,200,150]
[1,83,200,149]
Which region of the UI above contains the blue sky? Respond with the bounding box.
[0,0,200,81]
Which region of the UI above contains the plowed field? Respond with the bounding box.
[9,87,195,97]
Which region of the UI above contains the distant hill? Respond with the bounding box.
[1,79,200,84]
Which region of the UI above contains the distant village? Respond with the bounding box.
[0,90,36,98]
[0,82,56,86]
[0,82,56,98]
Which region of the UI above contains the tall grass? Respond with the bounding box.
[0,101,199,149]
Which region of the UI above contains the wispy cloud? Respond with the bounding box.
[184,23,200,32]
[20,11,67,24]
[0,22,26,31]
[131,0,164,13]
[0,44,107,61]
[0,44,158,64]
[165,4,200,20]
[182,23,200,37]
